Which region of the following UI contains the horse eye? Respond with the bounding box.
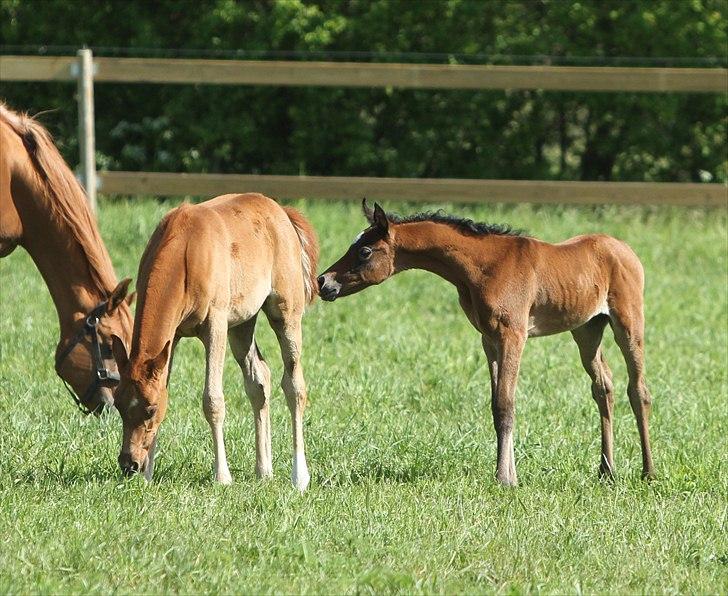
[359,246,372,260]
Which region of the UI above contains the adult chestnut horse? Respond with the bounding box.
[0,103,134,414]
[111,193,319,490]
[318,200,655,486]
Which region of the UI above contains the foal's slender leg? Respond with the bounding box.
[481,337,498,404]
[143,338,178,482]
[571,316,615,478]
[481,337,503,474]
[143,435,158,482]
[229,316,273,479]
[266,308,310,491]
[492,330,526,486]
[609,307,655,479]
[202,315,233,485]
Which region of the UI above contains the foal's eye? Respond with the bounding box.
[358,246,373,261]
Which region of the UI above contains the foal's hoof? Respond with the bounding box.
[292,455,310,492]
[292,470,310,492]
[642,469,656,482]
[495,473,518,487]
[598,465,615,481]
[256,466,273,480]
[597,454,615,481]
[216,472,233,485]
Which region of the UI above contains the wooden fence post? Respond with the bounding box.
[75,48,97,214]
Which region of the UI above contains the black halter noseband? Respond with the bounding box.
[55,301,121,415]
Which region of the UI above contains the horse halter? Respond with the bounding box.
[55,300,120,415]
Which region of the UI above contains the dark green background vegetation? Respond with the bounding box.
[2,0,726,181]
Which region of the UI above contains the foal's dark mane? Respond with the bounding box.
[388,210,523,237]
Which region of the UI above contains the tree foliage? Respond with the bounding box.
[2,0,726,182]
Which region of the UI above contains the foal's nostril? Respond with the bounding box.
[317,275,325,289]
[118,452,140,477]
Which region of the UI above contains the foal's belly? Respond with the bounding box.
[528,297,609,338]
[227,276,272,326]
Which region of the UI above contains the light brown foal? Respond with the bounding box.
[112,193,318,490]
[318,201,655,486]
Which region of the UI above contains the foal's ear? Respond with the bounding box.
[125,291,136,307]
[362,197,375,224]
[108,278,132,313]
[145,340,171,380]
[111,334,129,371]
[372,202,389,234]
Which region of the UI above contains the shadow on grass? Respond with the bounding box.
[316,459,475,487]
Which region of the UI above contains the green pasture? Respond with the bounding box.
[0,198,726,594]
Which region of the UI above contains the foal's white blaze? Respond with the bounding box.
[292,450,310,492]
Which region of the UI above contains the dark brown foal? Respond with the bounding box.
[318,200,655,486]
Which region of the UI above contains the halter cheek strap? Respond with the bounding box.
[55,301,121,415]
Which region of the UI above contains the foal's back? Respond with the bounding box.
[142,193,306,335]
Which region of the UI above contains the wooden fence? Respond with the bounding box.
[3,54,727,92]
[2,53,726,209]
[99,172,725,207]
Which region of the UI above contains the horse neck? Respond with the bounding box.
[392,221,500,286]
[20,190,115,337]
[7,118,119,338]
[129,247,184,367]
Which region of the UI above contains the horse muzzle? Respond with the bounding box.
[118,452,143,477]
[317,274,341,301]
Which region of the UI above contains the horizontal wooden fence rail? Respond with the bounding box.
[2,55,726,92]
[3,53,726,210]
[99,172,727,207]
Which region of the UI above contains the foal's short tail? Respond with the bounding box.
[283,207,320,305]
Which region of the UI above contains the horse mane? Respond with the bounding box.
[0,102,117,295]
[283,207,320,304]
[388,209,523,237]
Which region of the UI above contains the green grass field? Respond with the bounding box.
[1,198,726,594]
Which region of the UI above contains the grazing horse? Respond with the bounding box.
[0,103,134,414]
[318,200,655,486]
[111,193,319,490]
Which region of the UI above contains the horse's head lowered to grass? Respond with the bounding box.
[55,279,136,414]
[111,336,171,477]
[1,102,136,415]
[317,199,396,301]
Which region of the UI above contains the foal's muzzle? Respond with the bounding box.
[118,452,141,477]
[317,274,341,302]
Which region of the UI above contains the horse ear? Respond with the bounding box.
[111,334,129,372]
[108,278,132,312]
[362,197,375,225]
[146,340,171,380]
[373,202,389,234]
